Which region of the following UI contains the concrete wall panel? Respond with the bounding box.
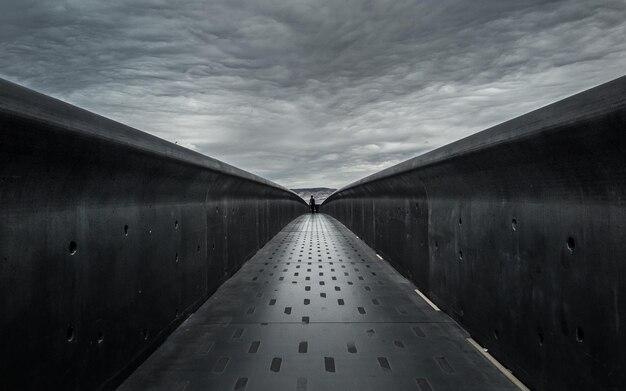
[0,79,307,390]
[323,76,626,391]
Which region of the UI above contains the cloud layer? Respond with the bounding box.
[2,0,625,188]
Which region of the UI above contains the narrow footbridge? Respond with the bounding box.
[119,214,516,391]
[1,76,625,391]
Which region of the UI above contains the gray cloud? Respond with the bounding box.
[1,0,625,188]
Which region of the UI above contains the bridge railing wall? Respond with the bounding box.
[0,80,307,390]
[323,76,626,391]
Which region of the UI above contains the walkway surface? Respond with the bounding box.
[119,214,517,391]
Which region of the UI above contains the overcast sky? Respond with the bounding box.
[1,0,625,188]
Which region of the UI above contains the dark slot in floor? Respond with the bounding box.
[119,214,518,391]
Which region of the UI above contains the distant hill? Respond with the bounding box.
[291,187,337,204]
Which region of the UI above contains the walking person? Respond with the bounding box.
[309,195,316,214]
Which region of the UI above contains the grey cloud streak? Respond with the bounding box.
[1,0,625,188]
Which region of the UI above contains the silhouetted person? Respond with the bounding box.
[309,195,316,214]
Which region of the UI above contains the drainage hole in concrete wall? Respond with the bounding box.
[124,225,129,236]
[66,327,75,342]
[69,241,77,255]
[458,251,463,261]
[97,331,104,344]
[567,237,575,252]
[174,220,178,229]
[142,328,149,340]
[175,253,179,263]
[538,330,544,346]
[576,326,584,342]
[511,219,517,231]
[458,218,462,226]
[494,329,499,340]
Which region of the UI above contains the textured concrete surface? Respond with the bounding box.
[0,79,307,390]
[120,214,517,391]
[323,76,626,391]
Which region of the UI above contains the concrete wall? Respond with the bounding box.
[323,76,626,391]
[0,79,307,390]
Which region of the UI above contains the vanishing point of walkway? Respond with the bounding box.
[119,214,517,391]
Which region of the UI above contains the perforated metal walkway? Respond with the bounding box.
[119,214,517,391]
